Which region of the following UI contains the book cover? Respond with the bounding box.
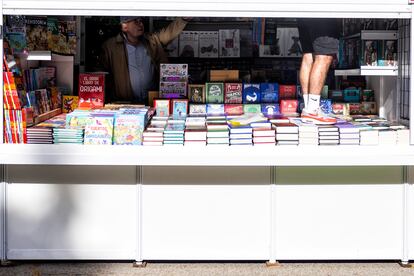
[224,83,243,104]
[179,31,199,57]
[199,31,219,58]
[189,104,207,116]
[84,116,114,145]
[260,83,279,103]
[172,99,189,117]
[280,100,298,115]
[78,73,105,109]
[25,16,48,51]
[224,104,243,115]
[62,95,79,113]
[242,83,261,104]
[113,111,147,145]
[243,104,261,114]
[188,84,205,103]
[206,104,225,115]
[160,64,188,82]
[362,40,378,66]
[279,85,297,100]
[153,99,171,117]
[206,83,224,104]
[6,32,27,53]
[261,104,280,116]
[219,29,240,58]
[159,81,187,98]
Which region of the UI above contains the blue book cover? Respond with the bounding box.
[320,99,333,114]
[260,83,279,103]
[261,103,280,115]
[242,83,261,103]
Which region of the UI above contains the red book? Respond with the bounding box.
[78,73,105,109]
[280,100,298,114]
[279,85,297,100]
[224,83,243,104]
[224,104,243,115]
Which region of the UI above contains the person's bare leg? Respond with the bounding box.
[299,53,313,111]
[309,54,333,95]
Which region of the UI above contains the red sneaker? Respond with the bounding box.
[301,110,337,125]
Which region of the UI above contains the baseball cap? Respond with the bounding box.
[120,16,143,23]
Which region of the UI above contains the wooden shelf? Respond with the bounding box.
[33,108,62,125]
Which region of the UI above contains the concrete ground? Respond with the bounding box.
[1,261,414,276]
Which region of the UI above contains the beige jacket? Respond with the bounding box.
[100,18,187,103]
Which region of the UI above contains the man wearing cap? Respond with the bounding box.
[100,17,188,104]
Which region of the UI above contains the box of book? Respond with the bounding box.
[113,109,148,145]
[207,104,225,115]
[224,83,243,104]
[261,103,280,116]
[172,98,189,117]
[242,83,261,104]
[243,104,261,114]
[260,83,279,103]
[189,104,207,116]
[62,95,78,113]
[209,70,239,82]
[206,83,224,103]
[224,104,243,115]
[199,31,219,58]
[279,85,297,100]
[280,100,298,114]
[188,84,205,103]
[78,73,105,109]
[154,99,170,117]
[343,88,360,103]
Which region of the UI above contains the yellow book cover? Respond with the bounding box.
[62,95,79,113]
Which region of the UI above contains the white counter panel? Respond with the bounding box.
[6,165,137,260]
[274,167,404,260]
[141,166,271,260]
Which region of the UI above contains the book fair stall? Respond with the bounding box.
[1,0,414,267]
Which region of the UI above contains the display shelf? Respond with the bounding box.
[1,144,414,166]
[334,66,398,76]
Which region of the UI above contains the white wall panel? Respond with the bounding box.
[6,165,137,260]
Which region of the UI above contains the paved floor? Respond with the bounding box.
[1,261,414,276]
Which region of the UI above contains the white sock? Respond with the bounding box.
[303,94,309,110]
[307,94,320,114]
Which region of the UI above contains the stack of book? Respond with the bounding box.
[274,122,299,145]
[396,128,410,145]
[26,127,53,144]
[291,119,318,145]
[184,126,207,146]
[113,108,149,145]
[252,123,275,145]
[53,128,84,144]
[229,124,253,145]
[206,121,229,145]
[142,129,164,146]
[378,129,397,145]
[360,129,379,145]
[337,123,360,145]
[163,123,185,145]
[318,125,339,145]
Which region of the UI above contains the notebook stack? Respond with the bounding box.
[53,128,84,144]
[26,127,53,144]
[274,122,299,145]
[228,124,253,145]
[396,128,410,145]
[337,123,360,145]
[378,129,397,145]
[360,129,379,145]
[318,125,339,145]
[184,126,207,146]
[252,121,275,146]
[291,119,318,145]
[163,123,185,145]
[206,121,229,146]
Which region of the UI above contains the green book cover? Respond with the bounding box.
[206,83,224,104]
